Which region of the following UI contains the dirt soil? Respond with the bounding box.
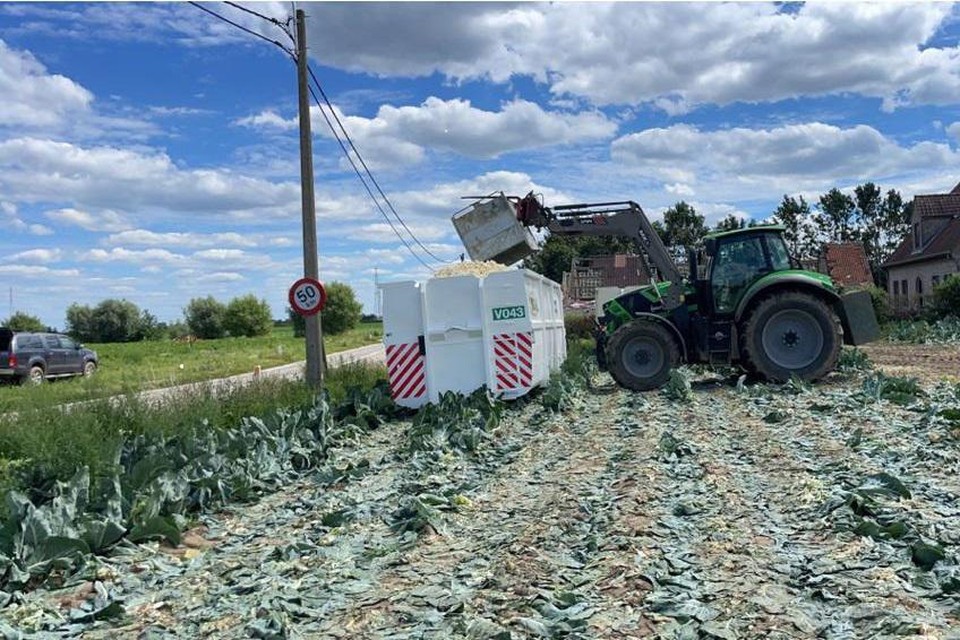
[10,345,960,639]
[860,342,960,385]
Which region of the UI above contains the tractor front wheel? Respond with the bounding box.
[607,320,679,391]
[741,292,841,383]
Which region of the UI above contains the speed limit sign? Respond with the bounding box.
[288,277,327,316]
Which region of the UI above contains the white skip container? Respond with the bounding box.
[380,269,566,409]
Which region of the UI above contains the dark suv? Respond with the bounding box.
[0,328,99,384]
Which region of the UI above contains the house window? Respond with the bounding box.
[913,223,921,248]
[893,281,900,296]
[933,275,941,287]
[916,277,924,307]
[902,279,908,295]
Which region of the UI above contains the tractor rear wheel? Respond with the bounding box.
[741,291,841,383]
[607,320,679,391]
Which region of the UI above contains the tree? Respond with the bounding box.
[3,311,45,332]
[816,188,859,243]
[185,296,227,339]
[771,194,818,260]
[661,201,707,247]
[523,234,633,284]
[66,303,96,342]
[932,275,960,320]
[321,282,363,335]
[134,310,166,341]
[714,214,746,232]
[92,299,142,343]
[224,295,272,337]
[287,306,306,338]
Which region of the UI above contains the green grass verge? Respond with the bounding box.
[0,322,383,413]
[0,360,389,514]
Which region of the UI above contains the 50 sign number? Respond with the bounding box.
[288,277,327,316]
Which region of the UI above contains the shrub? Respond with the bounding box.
[92,299,142,343]
[185,296,227,339]
[564,312,595,339]
[288,306,306,338]
[865,285,892,325]
[322,282,363,335]
[134,310,166,341]
[224,295,273,338]
[2,311,45,332]
[932,275,960,320]
[65,303,95,341]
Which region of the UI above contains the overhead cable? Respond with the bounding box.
[307,65,448,264]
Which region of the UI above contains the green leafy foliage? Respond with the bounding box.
[837,347,873,372]
[1,312,45,332]
[0,365,395,594]
[932,275,960,321]
[223,294,273,338]
[321,282,363,335]
[66,299,147,343]
[564,313,594,340]
[662,368,692,402]
[887,316,960,344]
[859,372,924,406]
[184,296,227,339]
[407,390,502,456]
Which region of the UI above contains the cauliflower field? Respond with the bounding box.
[3,344,960,639]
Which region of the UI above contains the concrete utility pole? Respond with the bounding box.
[296,8,327,387]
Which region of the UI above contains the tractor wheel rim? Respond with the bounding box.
[761,308,824,370]
[622,336,665,379]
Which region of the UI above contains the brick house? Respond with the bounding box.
[562,254,651,303]
[883,181,960,311]
[818,242,874,289]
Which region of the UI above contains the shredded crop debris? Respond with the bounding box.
[2,344,960,638]
[433,260,510,279]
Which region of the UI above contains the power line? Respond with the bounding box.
[306,65,449,264]
[222,1,288,29]
[306,82,435,270]
[188,2,294,59]
[190,0,448,269]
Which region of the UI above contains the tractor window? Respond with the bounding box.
[711,236,766,313]
[765,236,792,271]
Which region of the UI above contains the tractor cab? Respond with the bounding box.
[698,225,794,316]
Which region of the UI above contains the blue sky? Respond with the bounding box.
[1,2,959,329]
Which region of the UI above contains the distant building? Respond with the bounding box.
[562,254,651,307]
[818,242,873,289]
[883,181,960,312]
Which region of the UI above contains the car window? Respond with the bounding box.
[42,335,61,349]
[58,336,77,350]
[24,335,45,349]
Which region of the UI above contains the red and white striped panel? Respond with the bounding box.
[493,332,533,391]
[385,342,426,401]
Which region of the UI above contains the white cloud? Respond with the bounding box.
[0,138,300,219]
[235,110,297,131]
[334,98,616,160]
[0,264,79,277]
[83,247,188,266]
[1,248,62,263]
[611,122,960,195]
[306,3,960,113]
[192,249,249,262]
[0,39,92,128]
[45,208,130,232]
[948,122,960,144]
[195,271,245,283]
[105,230,258,249]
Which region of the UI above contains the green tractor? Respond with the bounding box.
[511,194,881,390]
